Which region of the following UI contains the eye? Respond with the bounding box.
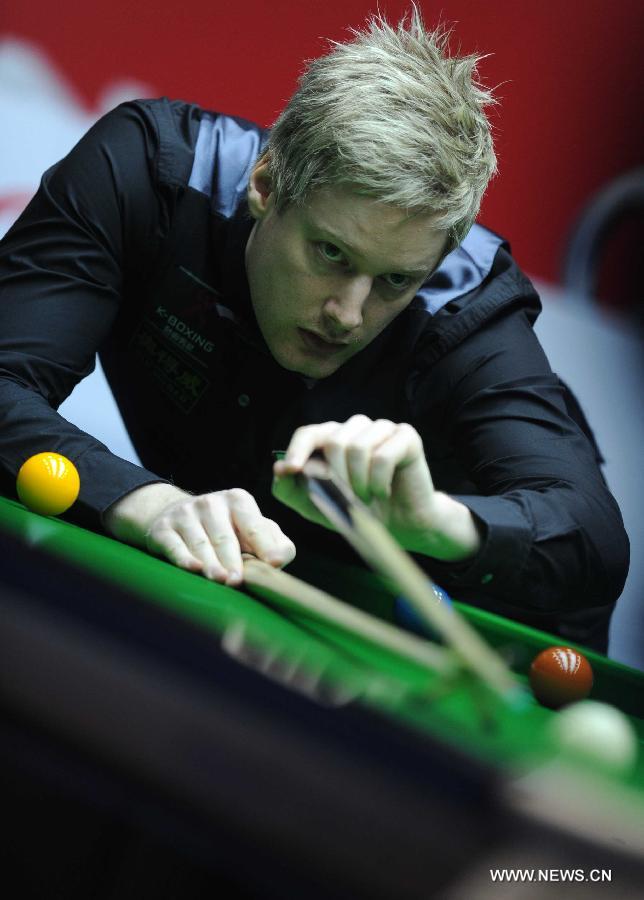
[381,273,412,292]
[317,242,348,265]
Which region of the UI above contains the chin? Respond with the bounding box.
[295,360,340,379]
[303,364,339,379]
[270,344,341,379]
[287,357,340,380]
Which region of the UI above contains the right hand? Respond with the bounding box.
[103,483,296,586]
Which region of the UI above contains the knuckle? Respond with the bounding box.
[174,510,195,529]
[292,424,314,441]
[226,487,253,505]
[148,519,174,541]
[268,520,289,542]
[194,494,214,512]
[162,501,192,524]
[399,422,419,441]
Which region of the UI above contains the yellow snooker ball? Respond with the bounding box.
[16,452,80,516]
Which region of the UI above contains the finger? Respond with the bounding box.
[344,418,398,500]
[275,422,340,473]
[226,489,296,568]
[323,414,374,488]
[145,520,205,574]
[197,495,246,584]
[368,423,424,498]
[174,512,238,585]
[257,519,297,567]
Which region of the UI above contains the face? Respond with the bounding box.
[245,161,447,379]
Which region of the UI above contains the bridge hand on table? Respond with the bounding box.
[104,482,295,586]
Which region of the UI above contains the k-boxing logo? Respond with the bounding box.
[155,306,214,353]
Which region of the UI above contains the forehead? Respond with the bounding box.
[297,186,446,274]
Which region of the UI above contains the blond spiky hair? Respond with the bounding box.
[262,4,498,252]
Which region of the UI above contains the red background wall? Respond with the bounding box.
[3,0,643,300]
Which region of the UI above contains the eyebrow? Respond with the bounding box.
[310,224,433,279]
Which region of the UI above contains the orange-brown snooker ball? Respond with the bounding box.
[529,646,593,709]
[16,452,80,516]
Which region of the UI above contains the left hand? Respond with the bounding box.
[272,415,481,560]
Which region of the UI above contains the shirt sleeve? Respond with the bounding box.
[0,103,173,528]
[411,296,630,619]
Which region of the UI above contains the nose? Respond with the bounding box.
[322,275,372,333]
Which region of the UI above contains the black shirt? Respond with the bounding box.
[0,99,630,651]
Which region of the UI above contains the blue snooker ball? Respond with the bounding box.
[394,583,453,641]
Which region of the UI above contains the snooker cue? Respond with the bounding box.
[298,457,522,703]
[242,556,456,676]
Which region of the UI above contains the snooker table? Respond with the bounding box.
[1,493,643,898]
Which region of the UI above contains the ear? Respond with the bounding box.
[247,156,273,219]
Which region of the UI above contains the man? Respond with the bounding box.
[0,10,629,652]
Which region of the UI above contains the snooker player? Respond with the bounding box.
[0,9,629,652]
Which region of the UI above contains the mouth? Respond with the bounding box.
[298,328,353,356]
